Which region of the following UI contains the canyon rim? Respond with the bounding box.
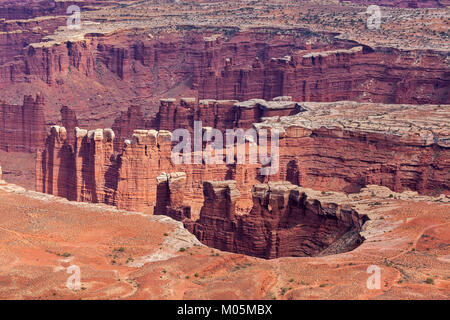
[0,0,448,305]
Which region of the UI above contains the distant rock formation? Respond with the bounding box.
[0,0,102,20]
[0,94,46,152]
[0,28,447,128]
[197,46,449,105]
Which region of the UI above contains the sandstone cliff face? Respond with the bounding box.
[60,105,79,146]
[0,0,61,20]
[198,46,450,105]
[36,125,262,211]
[154,172,191,221]
[155,97,302,133]
[36,100,449,214]
[111,105,153,152]
[183,181,367,258]
[36,126,115,202]
[257,101,450,196]
[2,30,315,123]
[269,126,450,195]
[1,27,447,128]
[0,163,4,184]
[112,97,302,151]
[0,94,46,152]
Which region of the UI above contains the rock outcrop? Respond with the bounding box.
[198,46,449,105]
[60,105,79,146]
[112,97,303,151]
[183,181,368,258]
[0,0,95,20]
[257,101,450,195]
[36,126,261,211]
[156,97,302,133]
[111,106,154,152]
[36,99,449,214]
[154,172,191,220]
[0,94,46,152]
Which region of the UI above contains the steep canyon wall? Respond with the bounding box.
[0,94,46,152]
[36,126,262,212]
[183,181,368,259]
[36,100,450,213]
[111,97,303,152]
[197,46,449,105]
[0,28,448,127]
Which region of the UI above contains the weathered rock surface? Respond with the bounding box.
[256,101,450,195]
[36,99,449,214]
[60,105,79,146]
[0,0,100,20]
[198,46,449,105]
[112,97,302,151]
[183,181,367,258]
[36,126,260,212]
[0,23,447,128]
[154,172,191,221]
[1,0,450,300]
[0,94,46,152]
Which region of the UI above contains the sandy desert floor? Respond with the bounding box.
[0,181,448,300]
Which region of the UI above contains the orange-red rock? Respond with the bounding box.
[198,46,449,105]
[0,94,46,152]
[184,181,367,258]
[36,100,449,214]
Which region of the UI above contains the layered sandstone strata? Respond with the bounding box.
[256,101,450,195]
[0,0,447,132]
[2,29,323,124]
[37,97,301,208]
[112,97,303,151]
[36,126,261,212]
[0,24,447,128]
[155,97,303,133]
[60,105,79,146]
[0,94,46,152]
[154,172,191,221]
[183,181,368,258]
[0,0,100,20]
[37,99,449,214]
[197,46,449,105]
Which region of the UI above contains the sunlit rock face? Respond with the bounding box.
[184,181,368,259]
[36,99,449,214]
